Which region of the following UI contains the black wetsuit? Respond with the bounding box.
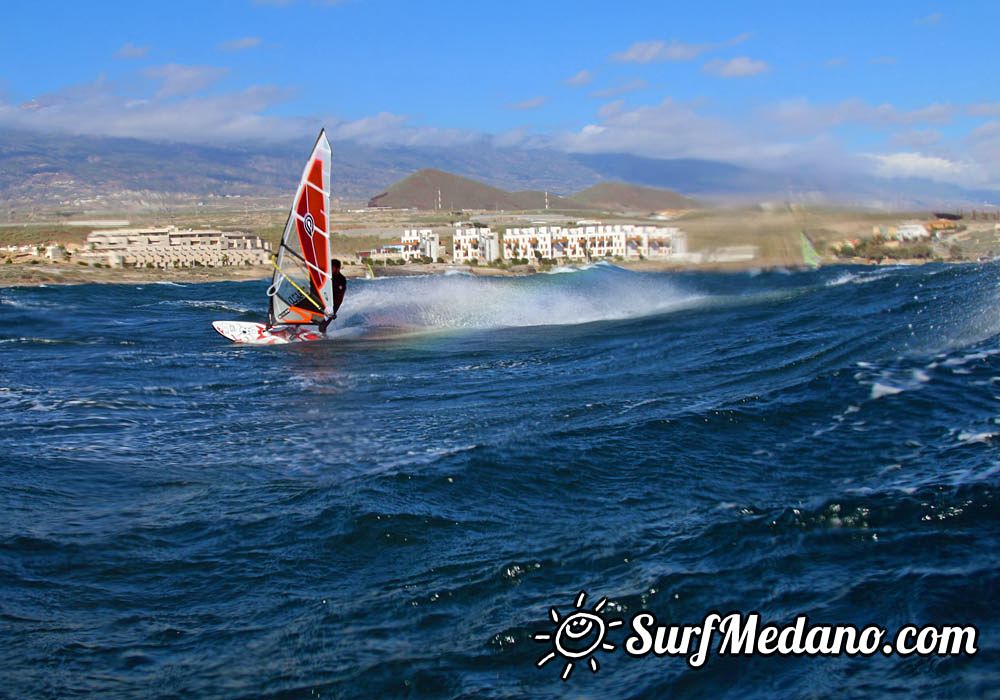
[315,271,346,332]
[330,271,346,314]
[305,272,346,314]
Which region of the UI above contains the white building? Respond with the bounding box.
[503,227,553,261]
[402,229,440,261]
[498,223,685,263]
[45,245,66,261]
[357,244,406,264]
[357,222,688,266]
[480,232,501,263]
[624,226,684,260]
[357,230,440,264]
[453,226,500,264]
[1,244,42,258]
[895,224,930,241]
[571,224,628,259]
[82,226,271,268]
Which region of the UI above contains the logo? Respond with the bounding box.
[533,591,622,680]
[530,594,979,681]
[302,213,315,237]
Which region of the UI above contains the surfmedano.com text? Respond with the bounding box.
[625,612,978,668]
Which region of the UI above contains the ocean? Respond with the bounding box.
[1,262,997,698]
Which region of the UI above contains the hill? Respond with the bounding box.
[367,169,588,211]
[370,169,518,210]
[571,181,697,212]
[368,169,699,212]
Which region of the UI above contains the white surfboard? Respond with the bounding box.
[212,321,325,345]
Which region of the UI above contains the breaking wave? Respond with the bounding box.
[336,265,704,331]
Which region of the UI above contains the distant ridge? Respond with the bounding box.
[368,169,696,212]
[1,129,995,211]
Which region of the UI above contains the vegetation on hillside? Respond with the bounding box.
[833,237,935,261]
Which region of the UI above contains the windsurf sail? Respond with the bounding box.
[267,130,333,326]
[800,231,822,269]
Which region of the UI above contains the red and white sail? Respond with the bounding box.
[267,130,333,326]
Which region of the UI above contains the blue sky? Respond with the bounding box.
[2,0,999,187]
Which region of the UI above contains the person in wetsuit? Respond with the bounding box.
[317,258,346,333]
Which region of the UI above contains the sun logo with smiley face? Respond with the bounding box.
[533,591,622,680]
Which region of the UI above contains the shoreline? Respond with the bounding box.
[0,256,968,288]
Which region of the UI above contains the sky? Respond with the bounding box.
[2,0,999,189]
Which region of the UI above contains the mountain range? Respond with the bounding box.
[1,128,996,213]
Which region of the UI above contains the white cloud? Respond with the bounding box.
[550,95,998,190]
[916,11,942,26]
[856,122,1000,189]
[219,36,262,51]
[589,79,647,99]
[890,129,941,149]
[491,127,532,149]
[968,121,1000,164]
[970,120,1000,140]
[334,116,482,148]
[507,96,547,110]
[558,98,804,164]
[614,40,706,63]
[825,57,846,67]
[703,57,769,78]
[115,43,149,59]
[968,102,1000,117]
[597,100,625,118]
[0,70,487,149]
[870,56,898,65]
[764,98,955,134]
[0,80,303,142]
[145,64,229,98]
[564,70,592,86]
[870,151,981,184]
[327,112,408,141]
[6,89,485,151]
[966,124,1000,188]
[613,33,749,63]
[907,103,955,123]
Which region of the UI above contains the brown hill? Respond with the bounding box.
[571,181,697,212]
[507,191,588,210]
[368,169,591,211]
[368,169,697,212]
[369,169,516,210]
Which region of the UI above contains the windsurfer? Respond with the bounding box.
[317,259,346,333]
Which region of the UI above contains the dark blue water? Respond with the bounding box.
[1,263,997,698]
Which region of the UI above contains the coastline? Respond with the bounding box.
[0,256,962,288]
